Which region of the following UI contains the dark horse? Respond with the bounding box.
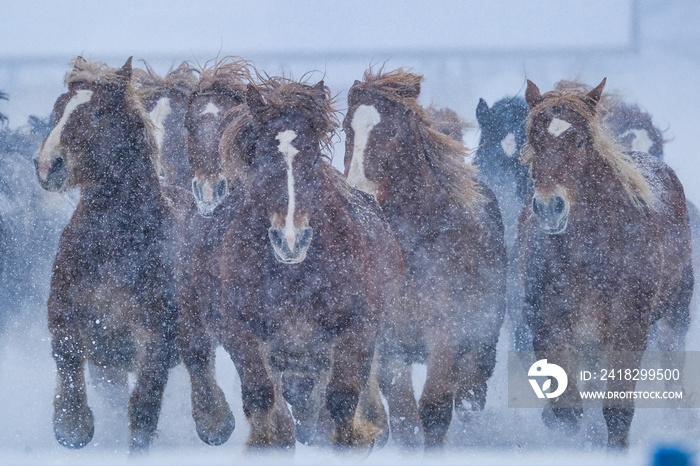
[186,58,252,217]
[519,79,693,448]
[474,96,532,355]
[134,61,198,194]
[180,75,402,450]
[344,68,506,448]
[33,57,178,452]
[175,58,251,446]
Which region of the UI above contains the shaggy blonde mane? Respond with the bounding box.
[194,57,253,98]
[352,68,482,209]
[522,82,656,210]
[426,105,471,143]
[133,61,198,98]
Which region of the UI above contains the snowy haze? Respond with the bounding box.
[1,1,700,464]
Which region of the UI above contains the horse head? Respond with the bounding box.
[34,57,152,192]
[523,78,607,234]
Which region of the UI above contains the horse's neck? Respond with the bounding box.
[382,143,448,217]
[82,146,164,211]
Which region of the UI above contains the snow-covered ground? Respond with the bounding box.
[1,1,699,464]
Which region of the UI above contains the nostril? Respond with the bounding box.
[553,196,565,215]
[191,179,202,200]
[216,179,227,199]
[532,197,543,216]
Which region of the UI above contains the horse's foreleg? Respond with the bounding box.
[50,305,94,449]
[377,348,421,449]
[178,278,234,446]
[419,337,456,449]
[358,352,389,449]
[128,314,177,453]
[602,350,645,449]
[222,322,293,451]
[327,326,376,450]
[454,341,497,422]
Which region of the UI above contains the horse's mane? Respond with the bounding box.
[65,56,160,171]
[353,68,482,209]
[194,57,253,98]
[604,102,666,159]
[521,81,656,209]
[426,105,470,142]
[133,61,198,98]
[220,73,339,183]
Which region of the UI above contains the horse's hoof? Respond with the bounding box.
[53,407,94,449]
[374,424,389,450]
[196,410,235,446]
[454,398,484,424]
[294,419,316,445]
[542,406,582,435]
[129,428,153,454]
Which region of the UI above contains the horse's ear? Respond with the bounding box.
[587,78,607,109]
[353,80,362,87]
[525,80,543,109]
[117,56,133,82]
[476,98,490,126]
[312,80,326,99]
[246,84,266,116]
[73,56,87,71]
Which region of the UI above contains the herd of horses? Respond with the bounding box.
[26,56,696,454]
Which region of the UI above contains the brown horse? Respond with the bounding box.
[344,68,506,448]
[32,57,179,452]
[180,75,402,450]
[519,78,693,448]
[185,58,252,217]
[134,61,198,192]
[175,58,252,446]
[425,105,470,142]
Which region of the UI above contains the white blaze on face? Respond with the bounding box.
[35,89,93,181]
[276,130,300,251]
[500,132,517,157]
[620,128,653,154]
[201,101,220,117]
[347,104,381,197]
[148,97,172,152]
[548,118,572,137]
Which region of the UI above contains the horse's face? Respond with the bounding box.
[249,112,319,264]
[34,78,128,191]
[524,79,606,235]
[185,92,241,216]
[526,106,592,234]
[475,98,528,171]
[344,92,413,204]
[144,90,192,188]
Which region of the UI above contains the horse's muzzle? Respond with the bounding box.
[532,193,569,235]
[268,226,313,264]
[34,155,68,192]
[192,177,227,217]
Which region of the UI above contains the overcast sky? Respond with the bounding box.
[0,0,632,59]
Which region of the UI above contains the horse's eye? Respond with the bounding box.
[303,144,313,152]
[94,109,105,119]
[390,129,397,138]
[577,138,585,148]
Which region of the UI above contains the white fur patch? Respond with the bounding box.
[35,89,93,181]
[201,101,220,117]
[620,129,653,154]
[276,130,300,251]
[347,105,381,197]
[548,118,572,137]
[148,97,171,152]
[500,132,517,157]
